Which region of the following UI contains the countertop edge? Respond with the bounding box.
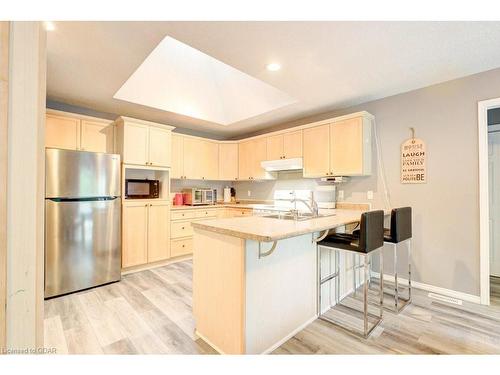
[191,217,364,242]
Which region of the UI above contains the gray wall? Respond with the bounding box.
[235,67,500,297]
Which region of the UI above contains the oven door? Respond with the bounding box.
[193,189,203,204]
[202,190,214,204]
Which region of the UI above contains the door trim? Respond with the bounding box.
[478,97,500,305]
[0,21,9,351]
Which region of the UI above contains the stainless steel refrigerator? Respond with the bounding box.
[45,148,121,298]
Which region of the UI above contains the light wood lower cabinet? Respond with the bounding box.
[122,200,170,269]
[122,201,149,268]
[171,238,193,258]
[170,207,250,255]
[147,202,170,263]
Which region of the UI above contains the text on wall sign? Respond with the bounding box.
[401,129,426,184]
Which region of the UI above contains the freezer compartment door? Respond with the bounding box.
[45,197,121,298]
[46,148,121,198]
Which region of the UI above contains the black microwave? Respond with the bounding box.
[125,179,160,199]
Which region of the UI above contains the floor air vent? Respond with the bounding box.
[428,293,463,305]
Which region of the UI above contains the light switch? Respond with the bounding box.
[247,190,251,197]
[367,191,374,200]
[338,190,344,200]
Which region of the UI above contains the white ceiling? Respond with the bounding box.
[114,36,296,125]
[47,21,500,139]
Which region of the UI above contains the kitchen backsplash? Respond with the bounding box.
[170,179,232,202]
[232,170,382,207]
[170,171,382,207]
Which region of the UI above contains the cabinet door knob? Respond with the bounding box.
[144,204,148,207]
[150,204,152,207]
[181,226,185,229]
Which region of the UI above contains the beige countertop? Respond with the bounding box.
[191,208,390,242]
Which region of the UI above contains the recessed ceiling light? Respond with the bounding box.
[266,63,281,72]
[44,21,55,31]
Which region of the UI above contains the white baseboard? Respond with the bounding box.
[371,271,481,304]
[260,315,318,354]
[196,316,318,355]
[121,255,192,276]
[195,330,226,354]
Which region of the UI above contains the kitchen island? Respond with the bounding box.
[192,208,387,354]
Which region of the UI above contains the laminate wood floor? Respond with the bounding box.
[44,260,500,354]
[44,260,216,354]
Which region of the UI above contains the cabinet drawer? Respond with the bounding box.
[171,210,198,221]
[232,209,253,217]
[171,220,194,239]
[196,209,218,218]
[171,239,193,257]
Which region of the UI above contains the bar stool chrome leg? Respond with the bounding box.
[363,254,369,335]
[394,243,399,311]
[408,239,412,303]
[317,246,384,339]
[381,239,411,313]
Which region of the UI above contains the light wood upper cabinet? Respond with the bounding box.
[303,116,372,178]
[171,134,184,179]
[266,131,303,160]
[238,140,252,180]
[122,201,148,268]
[80,120,114,153]
[239,138,270,180]
[201,140,219,180]
[330,117,363,175]
[303,124,331,178]
[183,137,203,180]
[46,114,80,150]
[121,122,149,165]
[251,138,269,179]
[218,143,239,180]
[46,113,115,153]
[147,202,170,263]
[181,137,219,180]
[266,134,284,160]
[116,117,174,168]
[149,126,171,167]
[283,131,302,159]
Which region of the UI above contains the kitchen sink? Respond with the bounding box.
[263,212,336,221]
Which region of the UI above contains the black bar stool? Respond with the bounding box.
[317,210,385,338]
[383,207,412,312]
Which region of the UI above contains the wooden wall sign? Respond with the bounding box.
[401,129,426,184]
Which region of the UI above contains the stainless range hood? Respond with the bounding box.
[261,157,303,172]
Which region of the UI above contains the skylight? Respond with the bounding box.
[113,36,296,126]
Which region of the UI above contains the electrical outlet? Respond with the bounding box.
[338,190,344,200]
[367,190,374,200]
[247,190,251,197]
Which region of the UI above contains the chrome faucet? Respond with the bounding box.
[288,191,319,218]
